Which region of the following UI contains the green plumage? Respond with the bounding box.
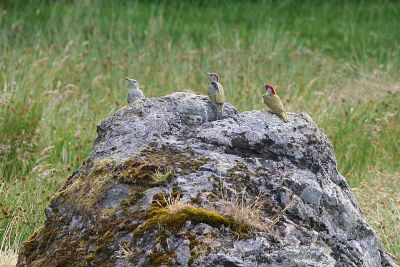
[208,82,225,113]
[263,93,288,122]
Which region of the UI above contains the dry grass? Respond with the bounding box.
[116,243,135,261]
[0,219,19,267]
[0,250,17,267]
[216,182,270,231]
[212,181,299,232]
[155,192,191,214]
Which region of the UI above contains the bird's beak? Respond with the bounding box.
[124,77,130,81]
[205,72,210,76]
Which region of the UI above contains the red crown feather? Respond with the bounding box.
[266,83,276,94]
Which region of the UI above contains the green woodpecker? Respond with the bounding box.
[263,83,288,123]
[206,72,225,115]
[125,77,144,104]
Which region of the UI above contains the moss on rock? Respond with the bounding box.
[134,205,251,237]
[18,147,213,266]
[140,146,209,175]
[114,158,172,185]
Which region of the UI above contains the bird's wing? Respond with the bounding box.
[137,89,145,98]
[215,82,225,104]
[210,82,219,91]
[208,83,218,103]
[263,94,285,114]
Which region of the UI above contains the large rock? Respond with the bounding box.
[18,93,396,267]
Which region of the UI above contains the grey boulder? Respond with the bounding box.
[17,92,397,267]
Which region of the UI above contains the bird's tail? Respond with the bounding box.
[215,104,223,114]
[215,104,224,119]
[280,111,288,123]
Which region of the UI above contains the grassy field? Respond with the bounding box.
[0,0,399,263]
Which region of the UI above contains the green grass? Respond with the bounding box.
[0,0,399,262]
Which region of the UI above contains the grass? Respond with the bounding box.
[353,171,400,259]
[0,0,399,263]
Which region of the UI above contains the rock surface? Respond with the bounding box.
[18,93,397,267]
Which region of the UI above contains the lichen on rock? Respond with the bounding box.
[17,93,397,267]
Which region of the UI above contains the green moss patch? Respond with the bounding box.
[56,155,178,213]
[134,206,251,237]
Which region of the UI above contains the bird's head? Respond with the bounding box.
[206,72,219,82]
[124,77,138,86]
[265,83,276,95]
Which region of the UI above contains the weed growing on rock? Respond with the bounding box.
[213,180,300,232]
[213,181,270,231]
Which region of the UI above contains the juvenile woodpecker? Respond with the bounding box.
[263,83,288,123]
[125,77,144,104]
[206,72,225,116]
